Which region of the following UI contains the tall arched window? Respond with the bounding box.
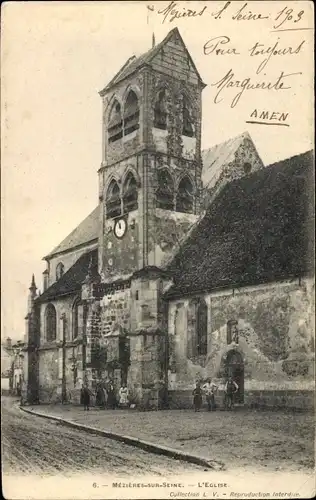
[182,95,194,137]
[108,100,123,143]
[45,304,57,342]
[196,299,208,355]
[72,298,80,340]
[154,90,167,130]
[123,90,139,136]
[123,172,138,213]
[106,179,121,219]
[176,176,194,213]
[156,169,174,211]
[56,262,64,281]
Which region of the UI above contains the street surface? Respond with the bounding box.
[1,397,201,476]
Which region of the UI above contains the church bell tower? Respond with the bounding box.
[98,27,206,281]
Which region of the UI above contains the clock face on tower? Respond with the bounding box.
[114,218,127,239]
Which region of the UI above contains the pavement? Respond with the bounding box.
[19,402,314,473]
[2,397,203,476]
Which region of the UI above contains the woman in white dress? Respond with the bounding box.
[119,385,129,408]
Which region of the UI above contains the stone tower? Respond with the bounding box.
[98,28,206,280]
[86,29,206,405]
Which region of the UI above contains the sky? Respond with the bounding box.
[1,1,314,341]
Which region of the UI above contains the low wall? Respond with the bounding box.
[168,390,314,411]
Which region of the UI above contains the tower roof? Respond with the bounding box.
[99,28,205,95]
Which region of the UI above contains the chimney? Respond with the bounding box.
[6,337,12,349]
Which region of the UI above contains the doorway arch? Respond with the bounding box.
[225,350,244,404]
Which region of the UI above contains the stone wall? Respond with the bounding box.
[100,287,130,335]
[38,348,59,402]
[102,211,139,280]
[167,278,315,408]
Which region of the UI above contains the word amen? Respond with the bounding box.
[250,110,289,122]
[211,69,302,108]
[157,1,207,24]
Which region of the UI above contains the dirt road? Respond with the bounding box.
[1,397,201,476]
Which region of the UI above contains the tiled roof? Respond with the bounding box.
[38,250,98,302]
[44,206,99,259]
[100,28,204,94]
[166,151,314,298]
[201,132,250,188]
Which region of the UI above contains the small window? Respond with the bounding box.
[123,172,138,213]
[156,169,174,211]
[123,90,139,136]
[106,179,121,219]
[154,90,167,130]
[72,298,80,340]
[45,304,57,342]
[182,95,194,137]
[176,176,194,213]
[56,262,64,281]
[108,101,123,143]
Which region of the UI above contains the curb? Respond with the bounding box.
[19,405,224,471]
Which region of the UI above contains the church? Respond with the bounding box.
[22,28,314,410]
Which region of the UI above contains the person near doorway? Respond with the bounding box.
[102,385,108,408]
[203,378,218,411]
[192,381,203,412]
[107,381,117,409]
[80,384,91,411]
[118,385,129,408]
[224,377,238,410]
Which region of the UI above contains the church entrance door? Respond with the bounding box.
[226,350,244,404]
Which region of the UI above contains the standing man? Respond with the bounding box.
[224,377,238,410]
[80,384,91,411]
[203,378,218,411]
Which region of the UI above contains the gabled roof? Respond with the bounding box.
[100,28,205,95]
[166,150,314,299]
[201,132,252,188]
[44,206,99,259]
[38,250,98,302]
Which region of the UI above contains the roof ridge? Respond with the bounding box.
[266,149,314,169]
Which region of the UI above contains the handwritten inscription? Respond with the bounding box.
[249,39,305,74]
[211,69,302,108]
[204,36,240,56]
[157,1,207,24]
[204,37,305,74]
[250,110,289,122]
[155,1,306,32]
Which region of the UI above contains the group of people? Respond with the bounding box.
[193,377,239,412]
[80,382,129,411]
